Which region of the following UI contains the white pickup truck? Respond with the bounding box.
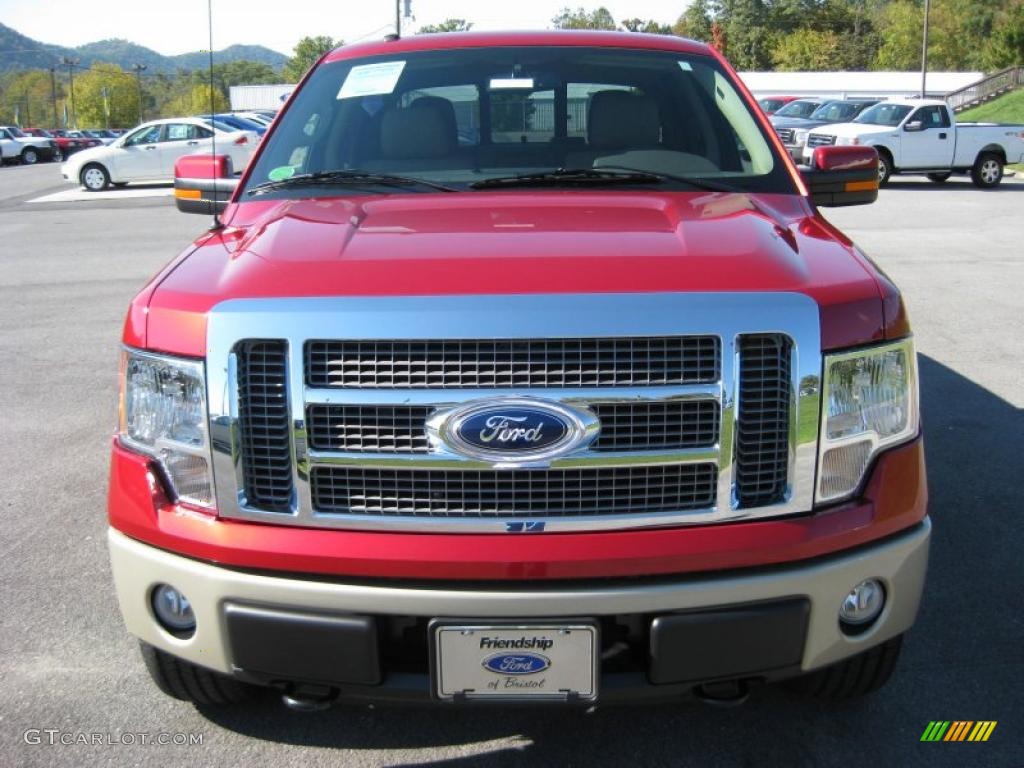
[801,98,1024,187]
[0,125,60,165]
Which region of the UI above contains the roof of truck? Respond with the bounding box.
[325,30,713,63]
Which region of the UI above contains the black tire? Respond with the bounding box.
[876,151,894,187]
[787,635,903,700]
[112,181,129,188]
[20,147,39,165]
[970,152,1003,188]
[139,641,255,706]
[80,163,110,191]
[926,172,951,183]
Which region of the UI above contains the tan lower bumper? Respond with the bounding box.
[109,519,930,677]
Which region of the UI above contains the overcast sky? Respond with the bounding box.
[1,1,693,57]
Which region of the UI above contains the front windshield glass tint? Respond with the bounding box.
[774,100,819,118]
[244,46,793,197]
[855,103,912,126]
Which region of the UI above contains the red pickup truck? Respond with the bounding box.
[110,31,928,710]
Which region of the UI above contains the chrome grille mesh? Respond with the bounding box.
[735,334,792,507]
[305,337,720,389]
[807,133,837,148]
[776,128,794,144]
[310,464,719,517]
[305,400,720,454]
[236,340,293,512]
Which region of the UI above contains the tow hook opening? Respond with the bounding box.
[280,683,339,712]
[693,679,751,707]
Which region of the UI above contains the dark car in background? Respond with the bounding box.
[194,113,267,136]
[757,95,800,115]
[771,99,882,160]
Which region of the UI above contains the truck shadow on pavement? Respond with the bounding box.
[196,355,1021,767]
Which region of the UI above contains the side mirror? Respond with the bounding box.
[800,146,879,207]
[903,120,923,132]
[174,154,239,215]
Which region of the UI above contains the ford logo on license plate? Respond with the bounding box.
[482,652,551,675]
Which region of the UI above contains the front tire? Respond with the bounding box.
[20,147,39,165]
[788,635,903,700]
[139,642,255,707]
[877,151,893,187]
[970,153,1003,188]
[80,163,110,191]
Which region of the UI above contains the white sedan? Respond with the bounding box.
[61,117,257,191]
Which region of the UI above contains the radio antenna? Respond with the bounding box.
[207,0,223,229]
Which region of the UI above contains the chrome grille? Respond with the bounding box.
[310,464,718,517]
[305,337,720,389]
[807,133,837,148]
[305,400,720,454]
[235,340,293,512]
[209,293,821,533]
[776,128,794,144]
[735,334,792,507]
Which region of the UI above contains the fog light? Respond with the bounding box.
[152,584,196,636]
[839,579,885,628]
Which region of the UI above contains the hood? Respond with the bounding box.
[810,122,896,139]
[140,191,893,355]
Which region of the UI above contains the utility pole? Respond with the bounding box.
[49,68,58,127]
[132,64,147,123]
[61,57,79,128]
[920,0,931,97]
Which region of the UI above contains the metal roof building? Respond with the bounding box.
[739,71,983,100]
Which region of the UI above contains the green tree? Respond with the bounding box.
[418,19,473,33]
[283,36,340,82]
[71,63,139,128]
[772,28,841,70]
[984,0,1024,69]
[674,0,714,41]
[874,0,921,69]
[165,84,229,117]
[620,18,673,34]
[720,0,774,70]
[2,69,55,127]
[215,60,280,89]
[552,7,617,30]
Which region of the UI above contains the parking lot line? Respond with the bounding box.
[27,186,174,203]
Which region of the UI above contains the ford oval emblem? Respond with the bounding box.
[427,397,600,466]
[482,652,551,675]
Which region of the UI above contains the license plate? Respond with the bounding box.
[433,623,598,702]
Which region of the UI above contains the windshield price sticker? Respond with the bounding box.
[338,61,407,99]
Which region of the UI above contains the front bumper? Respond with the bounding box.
[109,518,930,703]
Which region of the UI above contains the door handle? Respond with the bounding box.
[939,133,947,139]
[145,145,156,150]
[187,140,199,145]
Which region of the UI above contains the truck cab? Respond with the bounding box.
[109,31,928,711]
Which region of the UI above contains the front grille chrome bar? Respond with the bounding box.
[207,293,821,534]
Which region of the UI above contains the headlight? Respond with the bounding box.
[792,129,809,145]
[119,349,215,509]
[816,338,918,504]
[835,136,861,146]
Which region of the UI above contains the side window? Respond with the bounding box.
[125,126,161,146]
[194,126,213,139]
[0,129,9,140]
[163,123,195,142]
[911,106,950,129]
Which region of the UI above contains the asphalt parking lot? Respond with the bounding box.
[0,163,1020,767]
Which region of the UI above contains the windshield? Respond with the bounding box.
[854,103,912,126]
[809,102,860,122]
[774,100,820,118]
[244,45,793,198]
[758,98,785,112]
[7,126,26,138]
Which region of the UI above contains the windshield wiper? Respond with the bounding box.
[469,167,663,189]
[248,169,459,196]
[596,165,743,194]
